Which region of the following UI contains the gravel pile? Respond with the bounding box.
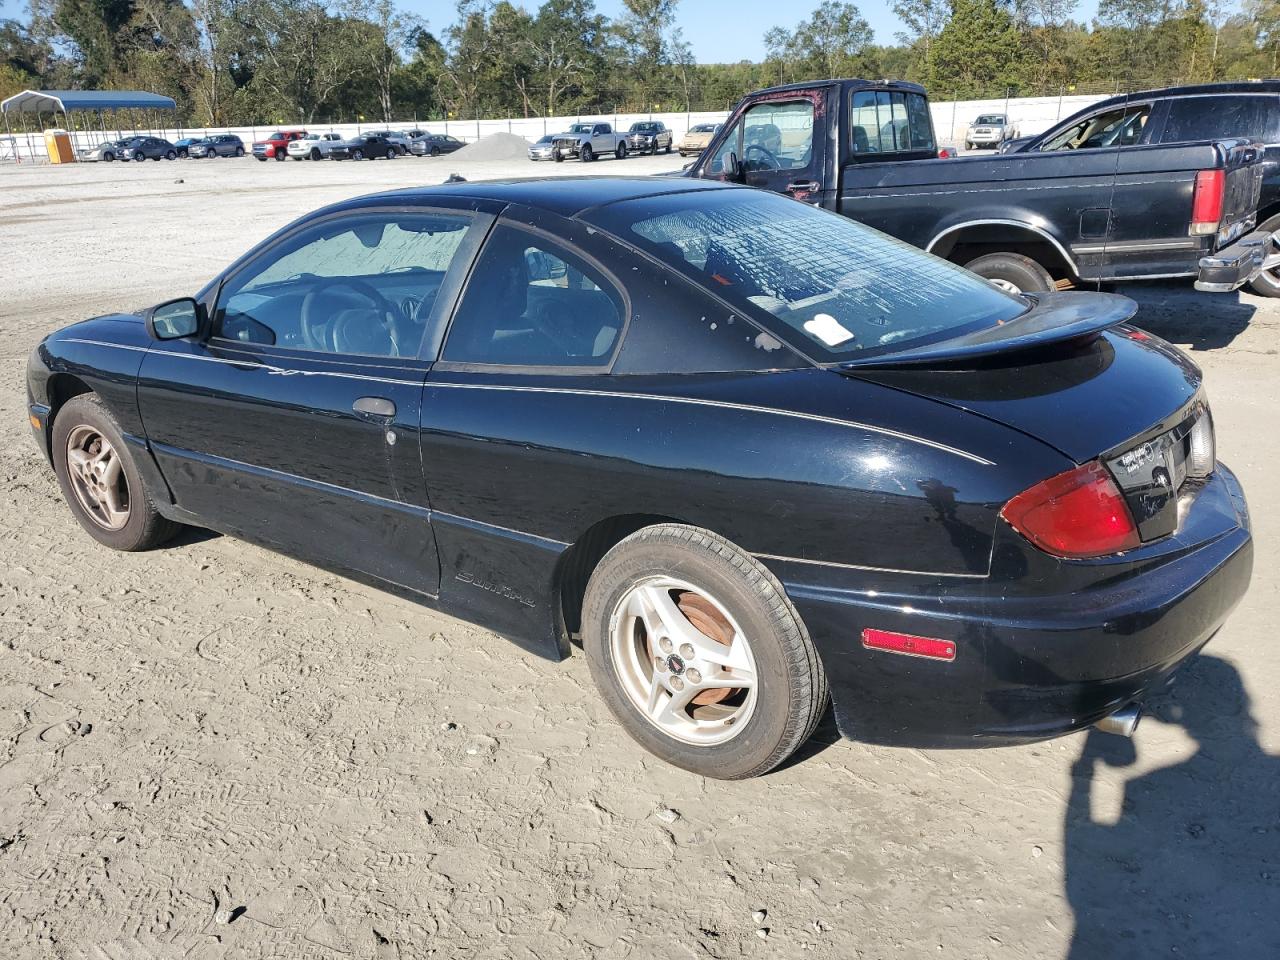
[450,132,532,162]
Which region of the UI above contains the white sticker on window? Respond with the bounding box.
[803,313,855,347]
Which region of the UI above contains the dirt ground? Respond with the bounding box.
[1,154,1277,960]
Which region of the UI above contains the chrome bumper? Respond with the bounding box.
[1196,229,1272,292]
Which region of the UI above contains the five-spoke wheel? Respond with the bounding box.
[65,425,130,530]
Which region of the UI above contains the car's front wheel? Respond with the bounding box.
[310,148,321,160]
[352,148,364,160]
[51,395,180,552]
[582,524,828,779]
[580,144,594,163]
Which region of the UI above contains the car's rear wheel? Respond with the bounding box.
[581,144,594,163]
[52,395,180,552]
[964,252,1054,295]
[1247,212,1280,297]
[386,147,396,160]
[582,524,827,779]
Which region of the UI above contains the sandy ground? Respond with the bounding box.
[1,153,1278,960]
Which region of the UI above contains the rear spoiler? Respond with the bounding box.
[835,291,1137,369]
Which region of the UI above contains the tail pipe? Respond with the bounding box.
[1094,702,1143,738]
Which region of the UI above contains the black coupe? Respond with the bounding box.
[26,178,1252,778]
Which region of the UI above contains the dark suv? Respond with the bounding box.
[626,121,673,154]
[1002,81,1280,295]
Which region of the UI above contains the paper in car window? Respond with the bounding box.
[804,313,855,347]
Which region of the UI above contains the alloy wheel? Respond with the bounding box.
[65,425,131,531]
[609,576,758,746]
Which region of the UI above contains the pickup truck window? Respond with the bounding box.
[1161,95,1280,145]
[590,189,1025,361]
[851,90,934,153]
[1041,105,1150,151]
[706,99,816,174]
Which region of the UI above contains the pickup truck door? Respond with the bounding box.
[698,89,827,202]
[594,124,611,153]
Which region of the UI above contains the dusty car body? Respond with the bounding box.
[678,122,721,157]
[26,178,1251,779]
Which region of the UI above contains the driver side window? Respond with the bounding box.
[740,99,815,172]
[1041,105,1150,151]
[214,212,475,358]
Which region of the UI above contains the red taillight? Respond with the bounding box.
[1001,461,1140,558]
[862,628,956,661]
[1190,169,1225,236]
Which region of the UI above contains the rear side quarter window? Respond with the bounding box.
[1161,95,1278,144]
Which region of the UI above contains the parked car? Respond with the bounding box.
[626,121,673,154]
[364,130,412,155]
[552,122,628,162]
[117,136,178,162]
[252,129,308,161]
[690,78,1270,294]
[965,113,1015,149]
[678,122,721,157]
[172,137,202,158]
[410,133,465,157]
[329,134,398,160]
[26,178,1252,779]
[1000,81,1280,297]
[287,132,344,160]
[189,134,245,158]
[528,133,560,161]
[77,139,129,162]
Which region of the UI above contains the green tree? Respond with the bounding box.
[893,0,947,82]
[764,2,874,80]
[931,0,1029,97]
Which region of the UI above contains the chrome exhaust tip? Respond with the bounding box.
[1094,703,1143,738]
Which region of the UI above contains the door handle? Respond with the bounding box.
[786,180,820,193]
[353,396,396,418]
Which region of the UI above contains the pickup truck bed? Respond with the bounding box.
[689,79,1268,294]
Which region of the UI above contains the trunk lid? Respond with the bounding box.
[842,294,1202,464]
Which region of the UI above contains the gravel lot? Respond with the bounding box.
[1,153,1277,960]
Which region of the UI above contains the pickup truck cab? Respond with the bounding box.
[252,129,308,161]
[690,79,1268,294]
[553,123,628,162]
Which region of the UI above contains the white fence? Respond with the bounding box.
[2,94,1110,164]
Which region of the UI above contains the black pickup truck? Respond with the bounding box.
[688,79,1269,295]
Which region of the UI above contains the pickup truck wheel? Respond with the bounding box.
[616,142,627,160]
[581,144,594,163]
[1247,213,1280,297]
[554,153,564,163]
[964,252,1054,295]
[582,523,828,780]
[310,148,321,160]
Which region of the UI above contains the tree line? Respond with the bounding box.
[2,0,1279,126]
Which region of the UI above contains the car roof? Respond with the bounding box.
[1076,80,1280,117]
[354,176,748,218]
[747,77,927,98]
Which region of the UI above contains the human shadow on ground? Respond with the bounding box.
[1064,654,1280,959]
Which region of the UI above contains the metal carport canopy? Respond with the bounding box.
[1,90,178,114]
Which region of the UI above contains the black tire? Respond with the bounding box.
[664,141,671,154]
[235,146,244,156]
[103,152,114,162]
[274,150,286,161]
[353,148,364,161]
[581,144,594,163]
[582,523,828,780]
[430,146,441,157]
[134,153,146,162]
[964,251,1054,295]
[51,395,180,552]
[554,153,564,163]
[166,150,177,160]
[1248,212,1280,297]
[616,142,627,160]
[386,147,396,160]
[310,148,322,160]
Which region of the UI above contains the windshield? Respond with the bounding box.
[536,135,554,143]
[631,123,657,132]
[587,189,1027,361]
[976,115,1005,124]
[691,124,715,133]
[569,124,594,133]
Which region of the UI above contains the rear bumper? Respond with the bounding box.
[780,465,1252,747]
[1196,228,1270,291]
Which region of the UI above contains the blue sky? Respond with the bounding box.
[0,0,1105,63]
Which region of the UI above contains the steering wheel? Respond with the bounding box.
[744,142,780,170]
[300,278,406,353]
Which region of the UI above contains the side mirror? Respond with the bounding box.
[144,297,203,340]
[728,151,744,181]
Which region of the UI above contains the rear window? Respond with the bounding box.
[850,90,935,153]
[1161,95,1279,144]
[976,115,1005,124]
[587,189,1025,362]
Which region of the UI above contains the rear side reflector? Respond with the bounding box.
[1002,461,1140,558]
[862,628,956,661]
[1190,169,1225,236]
